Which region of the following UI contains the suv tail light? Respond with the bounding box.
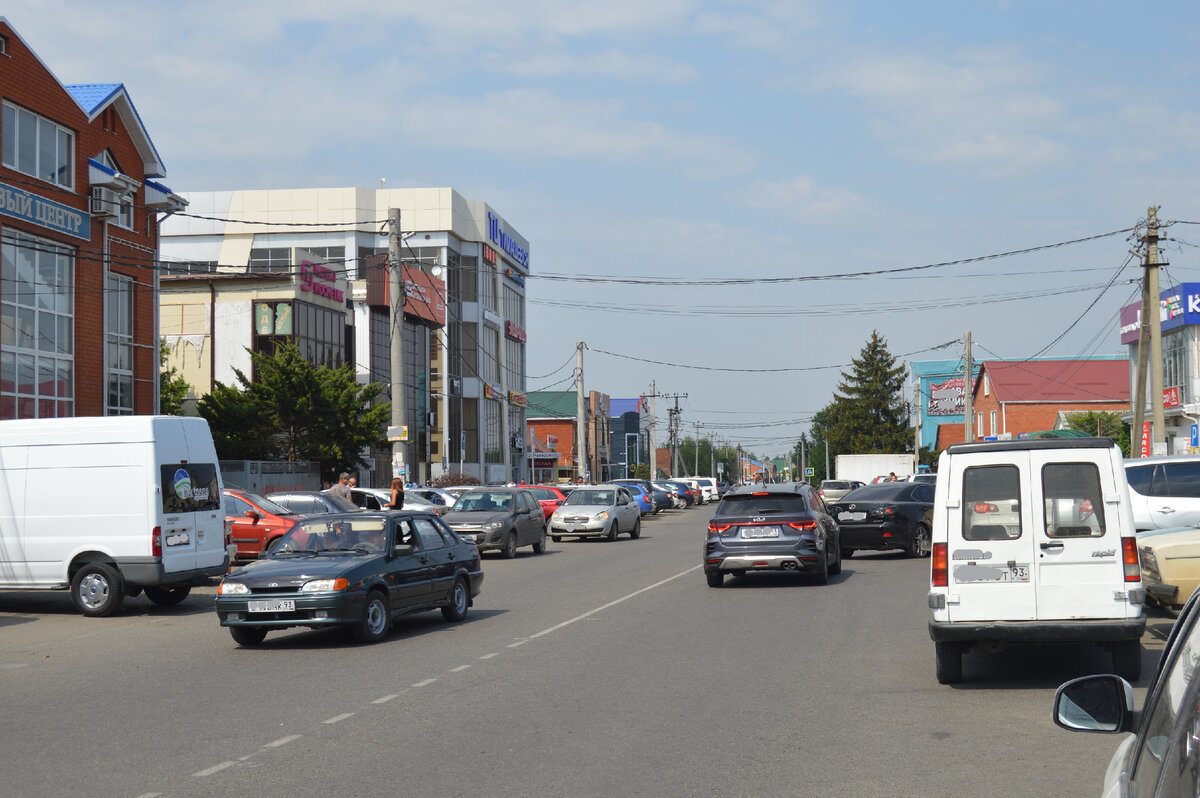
[152,525,162,557]
[787,520,817,530]
[1122,537,1141,582]
[931,542,948,587]
[707,522,731,535]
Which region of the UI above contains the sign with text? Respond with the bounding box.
[0,181,88,240]
[927,377,965,416]
[402,265,446,326]
[1165,386,1181,408]
[1120,283,1200,343]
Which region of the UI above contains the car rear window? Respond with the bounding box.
[716,493,807,514]
[962,465,1021,540]
[822,481,850,490]
[1042,462,1105,538]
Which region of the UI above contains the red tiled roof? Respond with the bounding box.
[976,360,1129,403]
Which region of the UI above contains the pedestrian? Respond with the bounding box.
[387,476,405,510]
[888,472,897,482]
[329,472,352,500]
[348,476,357,489]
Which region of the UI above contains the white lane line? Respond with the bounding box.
[414,678,437,687]
[322,713,355,724]
[480,652,499,660]
[192,761,236,777]
[528,565,700,641]
[450,665,471,673]
[507,641,527,648]
[264,734,302,748]
[133,793,162,798]
[372,694,399,704]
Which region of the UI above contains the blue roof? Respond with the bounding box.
[66,83,122,115]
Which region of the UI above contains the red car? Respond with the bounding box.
[223,488,305,560]
[525,485,568,520]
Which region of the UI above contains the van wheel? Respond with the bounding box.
[908,525,931,558]
[144,585,191,606]
[352,591,391,644]
[71,562,125,617]
[935,642,963,684]
[230,626,268,646]
[1112,641,1142,681]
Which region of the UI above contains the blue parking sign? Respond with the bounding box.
[1191,423,1198,448]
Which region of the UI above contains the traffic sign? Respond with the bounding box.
[805,467,814,477]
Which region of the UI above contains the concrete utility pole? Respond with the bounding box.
[1133,207,1166,457]
[913,378,921,472]
[665,394,687,476]
[963,331,973,444]
[648,382,656,479]
[496,264,511,484]
[695,422,701,476]
[575,342,586,480]
[388,209,406,481]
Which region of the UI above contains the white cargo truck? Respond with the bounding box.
[0,416,230,616]
[835,453,915,484]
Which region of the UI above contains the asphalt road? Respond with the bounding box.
[0,505,1171,798]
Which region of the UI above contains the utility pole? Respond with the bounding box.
[913,378,921,472]
[665,394,687,476]
[963,331,973,444]
[1133,208,1167,457]
[575,341,586,480]
[694,422,701,476]
[388,209,406,482]
[647,381,656,479]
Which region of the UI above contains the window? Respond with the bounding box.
[976,412,984,437]
[2,101,73,188]
[1042,462,1105,537]
[1,231,73,418]
[989,410,997,436]
[1162,462,1200,498]
[248,247,291,273]
[105,274,134,415]
[412,517,447,549]
[161,259,216,275]
[962,465,1021,540]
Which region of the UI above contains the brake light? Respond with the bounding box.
[974,503,998,514]
[787,520,817,530]
[931,542,948,586]
[152,525,161,557]
[1122,537,1141,583]
[707,522,732,535]
[752,492,770,496]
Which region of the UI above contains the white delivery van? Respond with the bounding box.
[927,438,1145,684]
[692,477,718,503]
[0,416,229,616]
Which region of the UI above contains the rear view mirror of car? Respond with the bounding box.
[1053,674,1134,733]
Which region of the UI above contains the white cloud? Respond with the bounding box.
[491,49,698,83]
[740,176,864,222]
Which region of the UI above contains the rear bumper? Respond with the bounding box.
[928,617,1146,644]
[840,523,910,551]
[116,555,229,586]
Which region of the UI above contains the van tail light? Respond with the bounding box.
[152,526,162,557]
[707,522,731,535]
[931,542,948,587]
[787,520,817,530]
[1122,537,1141,583]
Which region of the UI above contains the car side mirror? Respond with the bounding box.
[555,500,563,506]
[392,544,415,557]
[1053,674,1135,734]
[244,510,261,521]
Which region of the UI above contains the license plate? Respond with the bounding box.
[248,599,295,613]
[566,525,579,532]
[955,564,1030,583]
[742,526,780,539]
[838,512,867,522]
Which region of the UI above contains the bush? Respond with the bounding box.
[430,472,481,489]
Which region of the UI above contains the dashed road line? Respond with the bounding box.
[264,734,301,748]
[450,665,471,673]
[372,694,400,704]
[322,713,355,724]
[192,761,235,778]
[480,652,499,660]
[414,678,437,687]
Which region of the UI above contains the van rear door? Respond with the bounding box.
[156,418,224,575]
[944,451,1037,622]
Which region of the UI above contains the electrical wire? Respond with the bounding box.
[584,339,960,374]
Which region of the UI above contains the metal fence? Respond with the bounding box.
[219,460,321,495]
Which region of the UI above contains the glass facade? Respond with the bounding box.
[105,273,134,415]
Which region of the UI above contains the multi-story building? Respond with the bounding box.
[159,187,528,485]
[525,389,611,482]
[0,19,184,419]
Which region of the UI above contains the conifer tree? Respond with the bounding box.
[822,331,910,457]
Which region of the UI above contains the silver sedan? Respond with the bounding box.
[548,485,642,542]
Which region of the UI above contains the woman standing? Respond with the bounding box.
[387,477,405,510]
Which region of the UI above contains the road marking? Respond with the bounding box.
[372,694,399,704]
[528,565,701,641]
[193,761,235,777]
[414,678,437,687]
[322,713,355,724]
[264,734,301,748]
[450,665,471,673]
[507,640,527,648]
[133,793,161,798]
[480,652,499,660]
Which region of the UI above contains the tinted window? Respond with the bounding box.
[716,493,807,514]
[962,465,1021,540]
[842,483,912,501]
[160,463,222,514]
[913,485,935,503]
[1164,461,1200,498]
[412,517,447,549]
[1125,464,1153,496]
[1043,462,1105,538]
[822,481,851,490]
[277,496,316,514]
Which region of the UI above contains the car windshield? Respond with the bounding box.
[272,517,389,555]
[566,490,614,506]
[239,491,293,515]
[716,493,807,514]
[452,492,513,512]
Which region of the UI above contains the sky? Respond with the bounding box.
[8,1,1200,459]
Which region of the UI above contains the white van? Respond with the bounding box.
[927,438,1145,684]
[0,416,230,616]
[693,477,718,503]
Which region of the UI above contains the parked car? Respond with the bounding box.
[224,488,305,560]
[408,487,458,508]
[716,481,730,497]
[908,473,938,485]
[624,483,655,515]
[266,490,363,516]
[1136,525,1200,610]
[349,487,444,515]
[818,480,855,502]
[828,481,935,559]
[1051,587,1200,796]
[547,485,642,542]
[692,477,719,503]
[215,511,483,645]
[523,485,568,521]
[1124,455,1200,531]
[703,482,842,588]
[673,477,708,504]
[442,487,547,557]
[665,479,697,506]
[928,438,1146,685]
[652,481,684,509]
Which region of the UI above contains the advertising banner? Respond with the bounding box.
[1120,283,1200,344]
[403,265,446,326]
[927,377,965,416]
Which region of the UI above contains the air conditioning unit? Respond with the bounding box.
[90,187,117,218]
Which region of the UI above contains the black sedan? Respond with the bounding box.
[828,482,935,558]
[214,512,483,645]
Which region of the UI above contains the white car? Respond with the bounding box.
[409,487,458,508]
[692,477,719,503]
[1124,455,1200,531]
[349,487,444,515]
[548,485,642,542]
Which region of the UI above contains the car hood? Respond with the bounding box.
[443,510,511,525]
[227,553,371,586]
[556,504,614,515]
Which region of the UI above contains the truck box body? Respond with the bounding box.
[835,454,914,484]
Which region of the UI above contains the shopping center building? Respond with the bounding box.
[159,187,529,485]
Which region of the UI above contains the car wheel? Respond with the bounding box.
[630,517,641,539]
[706,571,724,587]
[532,529,547,554]
[1112,640,1142,681]
[230,626,268,646]
[501,532,518,559]
[935,642,963,684]
[908,524,931,558]
[143,585,191,606]
[606,522,618,542]
[551,535,562,543]
[71,562,125,617]
[352,591,391,644]
[441,577,470,622]
[841,548,854,560]
[828,542,842,576]
[813,552,829,586]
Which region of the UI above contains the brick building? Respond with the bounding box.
[0,19,184,419]
[967,359,1130,440]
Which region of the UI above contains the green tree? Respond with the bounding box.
[197,381,278,460]
[1065,410,1131,457]
[823,331,910,459]
[159,339,191,415]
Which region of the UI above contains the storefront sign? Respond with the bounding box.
[504,267,526,288]
[299,260,344,302]
[927,377,965,416]
[482,244,497,265]
[1165,386,1181,408]
[487,210,529,270]
[484,383,502,400]
[255,302,293,335]
[482,309,502,329]
[0,181,88,240]
[508,391,526,407]
[505,320,527,343]
[546,434,558,450]
[402,265,446,326]
[1120,283,1200,344]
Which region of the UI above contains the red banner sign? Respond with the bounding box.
[1165,386,1181,408]
[506,320,527,343]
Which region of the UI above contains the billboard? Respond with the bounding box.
[1120,282,1200,344]
[927,377,965,416]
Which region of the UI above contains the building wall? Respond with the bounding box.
[970,391,1128,438]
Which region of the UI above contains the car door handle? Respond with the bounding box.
[1157,507,1176,514]
[1040,542,1064,550]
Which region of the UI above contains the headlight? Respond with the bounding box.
[551,511,562,521]
[593,511,610,521]
[301,578,349,592]
[218,581,249,595]
[484,521,503,531]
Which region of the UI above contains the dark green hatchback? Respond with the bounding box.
[215,512,483,645]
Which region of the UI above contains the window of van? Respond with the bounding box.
[1042,462,1105,537]
[160,463,222,514]
[962,465,1021,540]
